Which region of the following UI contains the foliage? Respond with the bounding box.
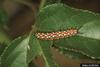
[0,0,100,67]
[1,37,28,67]
[0,8,8,25]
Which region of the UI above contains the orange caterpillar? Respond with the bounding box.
[36,28,78,40]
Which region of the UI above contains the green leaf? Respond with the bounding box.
[79,20,100,39]
[36,3,100,32]
[57,47,90,59]
[0,43,7,56]
[39,40,59,67]
[54,37,100,59]
[28,34,42,63]
[28,34,59,67]
[1,37,28,67]
[54,20,100,59]
[36,3,100,59]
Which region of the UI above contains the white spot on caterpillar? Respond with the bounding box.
[36,28,78,40]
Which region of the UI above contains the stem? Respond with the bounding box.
[39,0,46,10]
[14,0,36,13]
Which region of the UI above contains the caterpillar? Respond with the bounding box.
[35,28,78,40]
